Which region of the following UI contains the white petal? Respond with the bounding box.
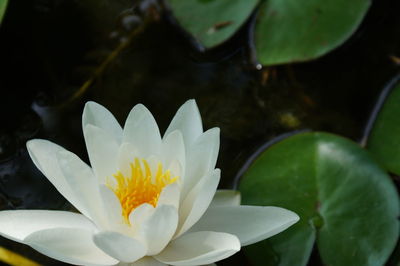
[129,204,178,255]
[182,128,220,200]
[158,183,181,210]
[57,150,104,225]
[188,206,300,246]
[167,159,183,183]
[145,155,160,179]
[123,104,162,158]
[162,130,185,175]
[137,205,179,255]
[120,257,166,266]
[209,190,241,207]
[165,99,203,147]
[84,125,120,183]
[25,228,118,266]
[26,139,84,212]
[176,169,220,237]
[155,231,240,266]
[93,231,146,263]
[129,203,155,229]
[82,101,123,143]
[117,142,139,178]
[0,210,94,243]
[99,185,125,231]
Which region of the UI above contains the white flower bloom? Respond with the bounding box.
[0,100,299,266]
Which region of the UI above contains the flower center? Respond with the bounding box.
[108,158,178,224]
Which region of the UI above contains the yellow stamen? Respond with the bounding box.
[108,158,178,224]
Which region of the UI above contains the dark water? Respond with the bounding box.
[0,0,399,265]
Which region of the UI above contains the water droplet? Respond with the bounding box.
[109,31,119,39]
[121,15,142,31]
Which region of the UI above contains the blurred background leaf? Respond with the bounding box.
[254,0,371,65]
[166,0,371,65]
[367,75,400,175]
[165,0,259,49]
[239,132,399,266]
[0,0,7,24]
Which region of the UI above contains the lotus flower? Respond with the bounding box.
[0,100,299,266]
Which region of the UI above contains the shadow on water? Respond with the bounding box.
[0,0,399,264]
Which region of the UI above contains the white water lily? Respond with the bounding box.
[0,100,299,266]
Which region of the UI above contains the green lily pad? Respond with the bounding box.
[254,0,371,66]
[0,0,8,24]
[166,0,259,48]
[239,132,399,266]
[367,79,400,175]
